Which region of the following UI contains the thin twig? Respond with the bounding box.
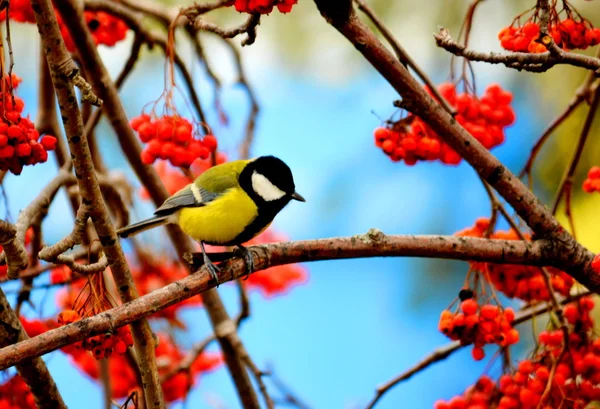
[550,83,600,215]
[354,0,455,116]
[519,78,599,179]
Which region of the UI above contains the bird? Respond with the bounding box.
[116,155,305,283]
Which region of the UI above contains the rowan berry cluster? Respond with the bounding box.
[139,153,228,200]
[129,255,202,327]
[374,83,515,165]
[232,0,297,13]
[58,12,129,52]
[499,19,600,53]
[57,309,134,359]
[0,2,128,51]
[130,114,218,168]
[0,74,57,175]
[439,298,518,361]
[0,0,36,23]
[0,375,36,409]
[66,333,222,402]
[436,297,600,409]
[455,218,574,302]
[582,166,600,193]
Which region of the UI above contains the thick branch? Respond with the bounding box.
[0,233,579,369]
[0,220,28,279]
[311,0,598,291]
[435,28,600,74]
[31,3,164,408]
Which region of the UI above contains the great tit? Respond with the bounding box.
[116,156,305,282]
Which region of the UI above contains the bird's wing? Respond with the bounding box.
[153,159,252,216]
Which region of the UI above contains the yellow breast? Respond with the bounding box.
[176,187,258,245]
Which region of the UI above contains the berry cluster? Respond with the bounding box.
[130,254,202,328]
[0,0,36,23]
[0,74,57,175]
[0,2,128,52]
[499,19,600,53]
[455,218,574,302]
[139,153,228,200]
[435,297,600,409]
[130,114,218,168]
[66,333,222,402]
[582,166,600,193]
[439,299,518,361]
[58,11,129,52]
[57,309,134,359]
[434,376,495,409]
[375,83,515,165]
[0,375,36,409]
[232,0,297,14]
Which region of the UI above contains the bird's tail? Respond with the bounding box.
[116,215,170,238]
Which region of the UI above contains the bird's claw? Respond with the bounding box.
[235,245,254,280]
[203,254,221,286]
[200,241,220,287]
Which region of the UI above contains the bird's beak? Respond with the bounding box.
[291,191,306,202]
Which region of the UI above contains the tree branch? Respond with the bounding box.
[434,28,600,74]
[0,232,584,370]
[0,220,28,279]
[30,2,164,408]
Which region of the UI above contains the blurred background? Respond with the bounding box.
[3,0,600,408]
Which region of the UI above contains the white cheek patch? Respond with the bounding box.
[251,171,286,201]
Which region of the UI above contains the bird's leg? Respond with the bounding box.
[200,241,220,286]
[234,245,254,279]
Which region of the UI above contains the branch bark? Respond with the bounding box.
[30,3,164,408]
[434,28,600,74]
[0,232,581,369]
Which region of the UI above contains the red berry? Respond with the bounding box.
[15,143,31,157]
[130,114,149,131]
[140,149,155,165]
[138,122,156,143]
[40,136,57,151]
[460,299,478,315]
[0,145,14,159]
[471,347,485,361]
[203,134,218,152]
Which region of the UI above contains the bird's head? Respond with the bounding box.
[239,156,305,207]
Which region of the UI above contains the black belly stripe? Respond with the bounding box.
[203,207,280,246]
